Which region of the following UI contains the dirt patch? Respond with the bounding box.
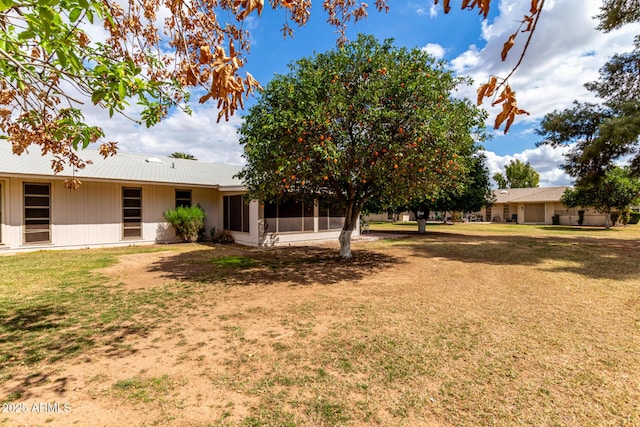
[97,251,178,289]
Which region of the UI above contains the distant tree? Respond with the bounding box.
[536,101,615,183]
[238,35,486,258]
[596,0,640,32]
[400,154,493,233]
[493,159,540,188]
[561,167,640,229]
[493,172,508,190]
[169,152,197,160]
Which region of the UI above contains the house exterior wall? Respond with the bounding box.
[0,175,357,253]
[0,176,221,252]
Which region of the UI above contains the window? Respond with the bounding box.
[224,195,250,233]
[319,203,345,230]
[123,187,142,238]
[264,199,314,233]
[24,183,51,243]
[175,189,192,208]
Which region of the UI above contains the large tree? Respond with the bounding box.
[493,158,540,188]
[0,0,543,180]
[237,34,486,258]
[561,166,640,229]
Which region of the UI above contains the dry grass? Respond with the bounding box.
[1,223,639,426]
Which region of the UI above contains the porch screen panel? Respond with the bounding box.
[524,204,545,223]
[24,183,50,243]
[319,204,345,230]
[277,199,303,232]
[303,201,314,231]
[264,199,312,233]
[123,187,142,238]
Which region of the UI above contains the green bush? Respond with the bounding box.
[620,209,631,225]
[164,206,205,242]
[629,212,640,225]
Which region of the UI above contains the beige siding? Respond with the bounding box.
[0,177,224,252]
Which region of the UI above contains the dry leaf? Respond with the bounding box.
[501,32,517,61]
[477,75,498,105]
[236,0,264,20]
[530,0,539,14]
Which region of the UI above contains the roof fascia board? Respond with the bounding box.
[0,172,222,189]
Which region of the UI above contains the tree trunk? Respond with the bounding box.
[417,218,427,234]
[605,213,611,229]
[339,228,353,259]
[339,204,361,259]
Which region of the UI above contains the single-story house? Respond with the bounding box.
[0,144,355,253]
[484,186,608,226]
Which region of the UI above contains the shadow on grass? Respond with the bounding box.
[146,245,403,286]
[396,230,640,280]
[0,302,152,400]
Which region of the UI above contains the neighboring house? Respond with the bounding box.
[0,144,354,253]
[484,186,607,226]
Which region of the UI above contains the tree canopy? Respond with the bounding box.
[237,34,486,258]
[493,158,540,188]
[561,166,640,228]
[169,152,197,160]
[1,0,544,180]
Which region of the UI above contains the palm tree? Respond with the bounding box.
[169,152,197,160]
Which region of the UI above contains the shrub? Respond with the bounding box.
[210,227,235,244]
[164,206,205,242]
[629,212,640,225]
[620,209,631,225]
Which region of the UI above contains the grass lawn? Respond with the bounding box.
[1,223,639,426]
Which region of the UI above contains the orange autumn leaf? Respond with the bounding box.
[435,0,451,14]
[476,75,498,105]
[493,85,529,133]
[235,0,264,20]
[461,0,491,18]
[530,0,539,14]
[501,32,517,61]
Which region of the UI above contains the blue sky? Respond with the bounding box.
[86,0,639,187]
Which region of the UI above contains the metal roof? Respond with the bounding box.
[493,187,571,203]
[0,143,244,188]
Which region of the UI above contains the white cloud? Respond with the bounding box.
[483,144,572,188]
[429,4,438,18]
[421,43,446,59]
[115,108,245,164]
